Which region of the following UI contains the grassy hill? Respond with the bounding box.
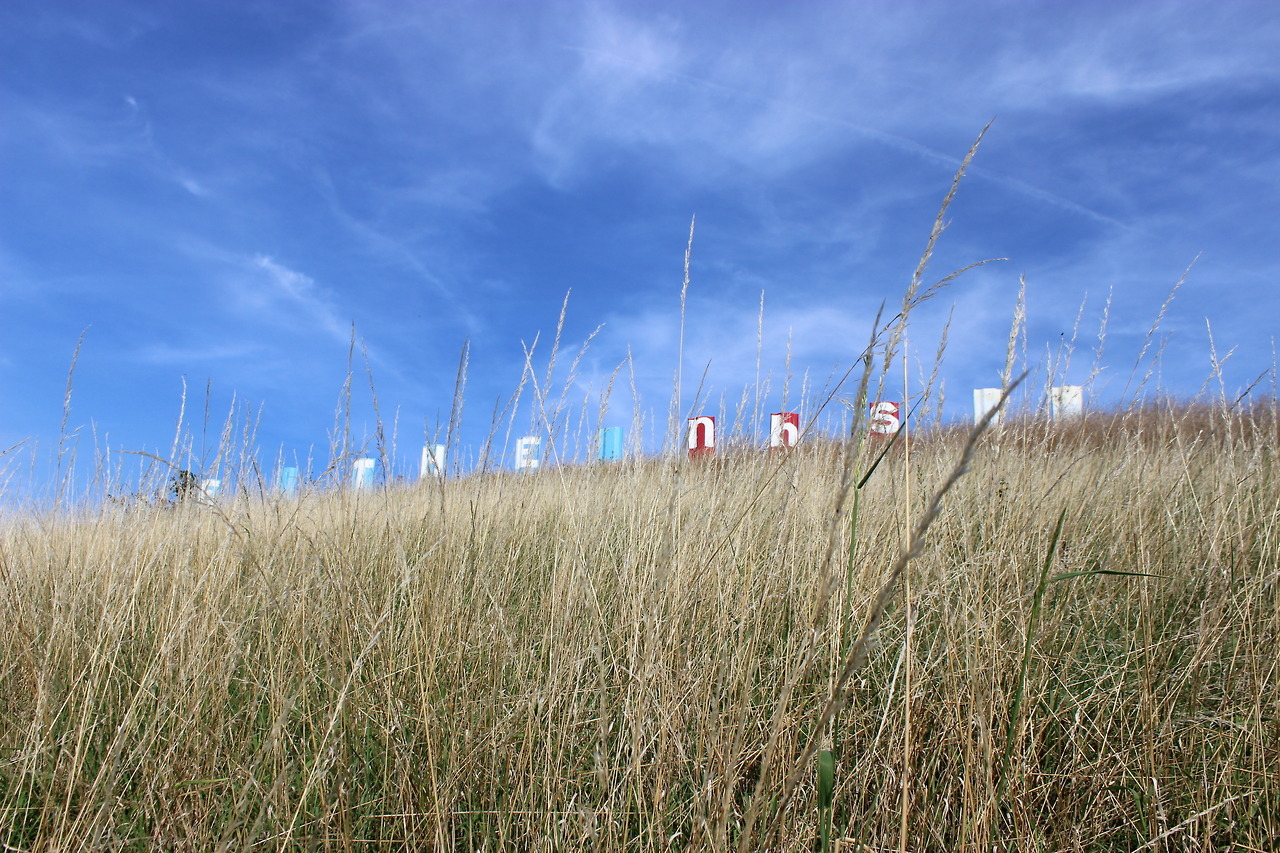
[2,402,1276,851]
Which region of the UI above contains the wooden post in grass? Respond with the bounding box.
[687,415,715,460]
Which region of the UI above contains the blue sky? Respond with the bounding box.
[3,1,1278,494]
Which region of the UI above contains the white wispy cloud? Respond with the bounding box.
[247,255,351,346]
[1,86,215,203]
[310,170,480,333]
[13,5,160,51]
[518,2,1134,229]
[977,4,1280,107]
[136,341,263,364]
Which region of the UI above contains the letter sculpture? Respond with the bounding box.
[688,416,715,459]
[973,388,1004,427]
[599,427,624,462]
[516,436,542,470]
[1049,386,1083,421]
[421,444,446,479]
[770,412,800,448]
[352,458,377,490]
[869,401,902,438]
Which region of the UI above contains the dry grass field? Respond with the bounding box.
[1,399,1277,851]
[3,145,1277,850]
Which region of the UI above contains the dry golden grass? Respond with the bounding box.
[1,402,1277,851]
[4,133,1277,850]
